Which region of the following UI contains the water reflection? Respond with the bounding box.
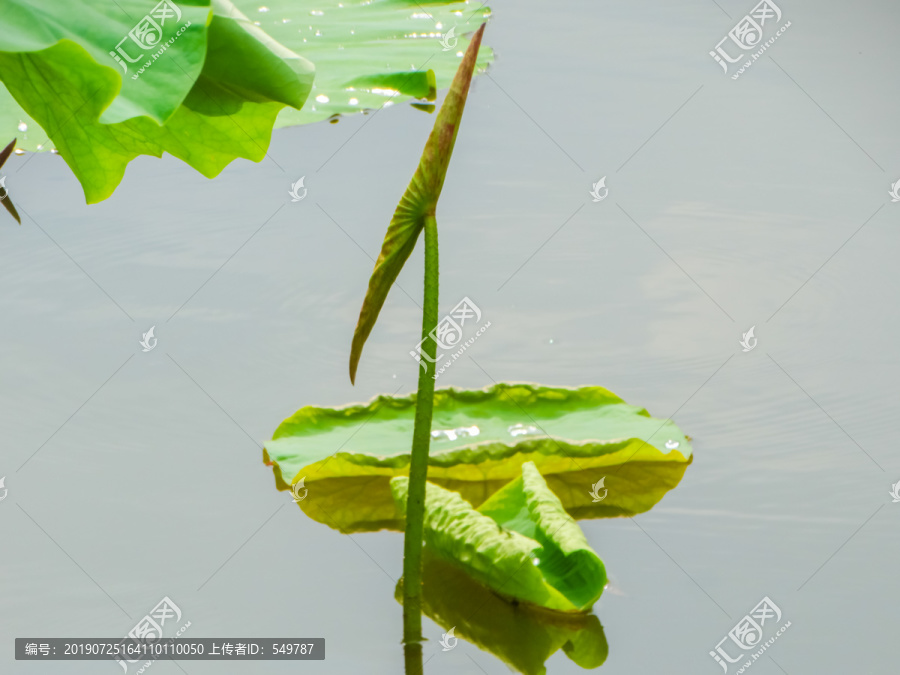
[294,457,691,533]
[272,395,691,672]
[398,554,608,675]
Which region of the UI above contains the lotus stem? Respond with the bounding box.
[402,213,439,647]
[403,642,424,675]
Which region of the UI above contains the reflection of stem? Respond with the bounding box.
[402,214,439,648]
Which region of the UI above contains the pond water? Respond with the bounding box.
[1,0,898,673]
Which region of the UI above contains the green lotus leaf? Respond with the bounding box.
[338,70,437,106]
[0,0,493,203]
[257,0,493,127]
[263,383,691,532]
[0,0,212,127]
[0,0,314,203]
[397,553,607,675]
[391,461,606,612]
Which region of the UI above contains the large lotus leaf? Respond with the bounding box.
[253,0,493,127]
[0,0,211,127]
[391,461,607,612]
[0,0,314,203]
[263,383,691,532]
[0,0,492,203]
[397,554,608,675]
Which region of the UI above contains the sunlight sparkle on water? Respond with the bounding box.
[509,423,540,437]
[431,426,480,442]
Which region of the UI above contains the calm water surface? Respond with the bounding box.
[2,0,899,673]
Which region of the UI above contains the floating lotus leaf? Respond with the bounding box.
[397,554,608,675]
[392,461,606,612]
[263,383,692,532]
[258,0,493,127]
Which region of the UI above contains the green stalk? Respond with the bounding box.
[403,642,424,675]
[402,213,439,646]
